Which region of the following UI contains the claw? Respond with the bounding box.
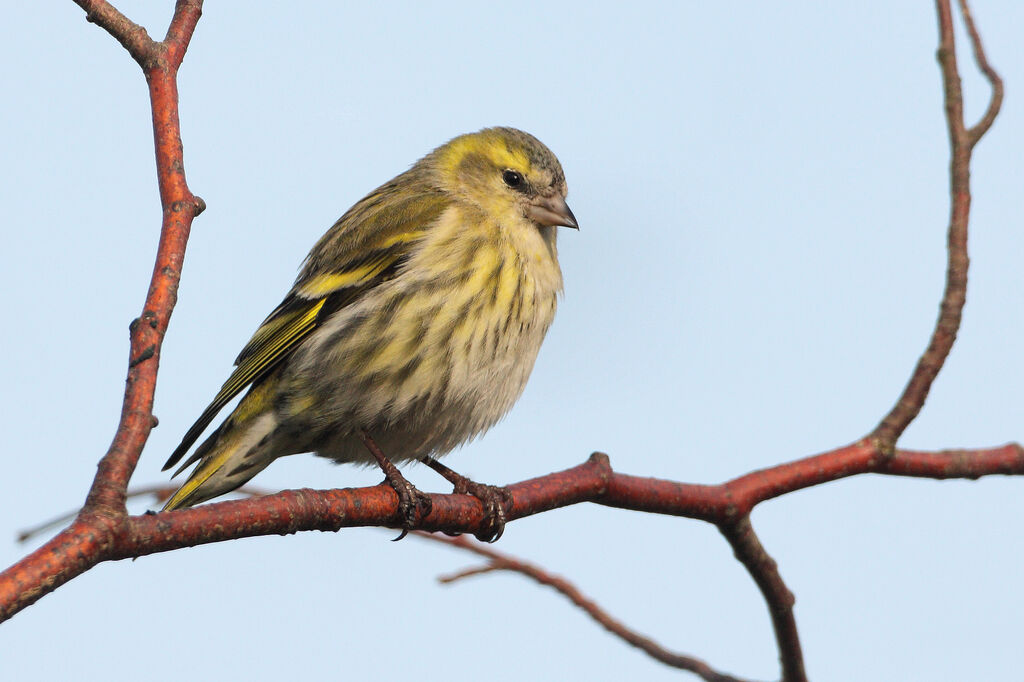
[381,476,432,540]
[460,482,511,543]
[421,456,512,542]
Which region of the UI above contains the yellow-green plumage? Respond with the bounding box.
[162,128,576,511]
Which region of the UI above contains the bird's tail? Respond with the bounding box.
[162,408,280,512]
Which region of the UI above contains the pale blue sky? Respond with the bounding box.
[2,3,1023,680]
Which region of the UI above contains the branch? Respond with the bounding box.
[870,0,1002,450]
[424,533,756,682]
[599,441,1024,523]
[0,0,204,625]
[16,485,271,544]
[958,0,1003,147]
[6,443,1020,648]
[719,519,802,682]
[69,0,205,516]
[74,0,155,65]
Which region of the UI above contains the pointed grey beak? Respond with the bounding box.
[526,195,579,230]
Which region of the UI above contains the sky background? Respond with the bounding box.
[2,2,1023,680]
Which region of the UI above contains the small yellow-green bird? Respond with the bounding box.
[161,127,576,538]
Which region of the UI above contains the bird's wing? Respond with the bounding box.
[162,186,448,472]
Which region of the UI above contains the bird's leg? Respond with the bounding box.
[359,429,432,540]
[420,456,512,543]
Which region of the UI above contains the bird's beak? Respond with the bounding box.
[526,195,579,230]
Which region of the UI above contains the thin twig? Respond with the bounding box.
[16,484,271,544]
[421,533,756,682]
[957,0,1003,147]
[437,564,503,583]
[870,0,1001,451]
[75,0,156,65]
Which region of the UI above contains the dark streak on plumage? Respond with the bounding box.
[487,259,504,307]
[503,269,524,339]
[394,353,424,386]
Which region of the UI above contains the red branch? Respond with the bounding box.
[0,0,205,625]
[0,2,1009,682]
[5,444,1022,619]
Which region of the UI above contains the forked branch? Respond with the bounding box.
[870,0,1002,451]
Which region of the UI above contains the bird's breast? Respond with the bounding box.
[290,206,562,449]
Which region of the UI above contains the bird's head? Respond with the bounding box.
[432,127,578,232]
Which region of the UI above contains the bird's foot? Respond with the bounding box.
[379,470,433,541]
[360,430,432,540]
[421,456,512,543]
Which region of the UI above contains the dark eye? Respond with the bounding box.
[502,169,524,189]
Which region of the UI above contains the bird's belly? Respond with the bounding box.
[284,270,559,464]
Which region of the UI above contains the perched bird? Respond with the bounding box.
[161,127,577,539]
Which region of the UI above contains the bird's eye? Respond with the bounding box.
[502,169,524,189]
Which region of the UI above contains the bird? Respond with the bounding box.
[161,127,577,540]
